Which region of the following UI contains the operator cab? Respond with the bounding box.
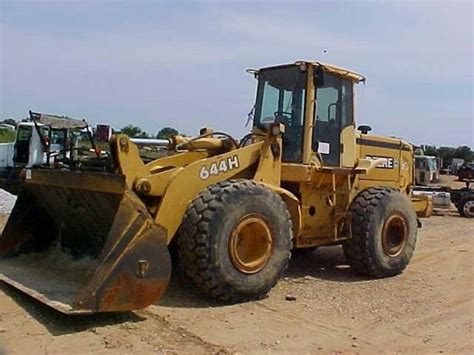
[252,61,365,167]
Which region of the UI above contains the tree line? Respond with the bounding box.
[2,119,472,164]
[0,119,181,140]
[118,125,180,139]
[421,145,473,166]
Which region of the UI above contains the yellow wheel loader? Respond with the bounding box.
[0,61,431,314]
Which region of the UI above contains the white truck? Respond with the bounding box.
[0,122,52,169]
[0,142,15,169]
[0,111,97,193]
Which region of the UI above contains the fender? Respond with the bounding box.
[258,182,302,239]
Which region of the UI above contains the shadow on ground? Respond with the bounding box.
[158,245,369,309]
[156,269,223,309]
[286,245,369,282]
[1,244,370,327]
[0,283,145,336]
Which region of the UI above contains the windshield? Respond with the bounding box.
[17,126,33,141]
[254,66,306,162]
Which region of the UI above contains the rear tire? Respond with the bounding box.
[459,197,474,218]
[177,180,292,302]
[343,187,417,278]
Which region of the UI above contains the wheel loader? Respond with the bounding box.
[0,60,431,314]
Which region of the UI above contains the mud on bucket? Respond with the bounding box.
[0,169,171,314]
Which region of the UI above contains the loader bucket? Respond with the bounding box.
[0,169,171,314]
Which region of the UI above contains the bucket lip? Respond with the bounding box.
[26,168,122,179]
[24,169,126,194]
[0,274,93,314]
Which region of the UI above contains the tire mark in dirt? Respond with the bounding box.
[138,308,233,354]
[250,301,351,338]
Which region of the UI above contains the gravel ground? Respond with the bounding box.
[0,211,472,354]
[0,189,16,214]
[0,176,472,353]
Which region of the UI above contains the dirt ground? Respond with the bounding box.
[0,177,473,354]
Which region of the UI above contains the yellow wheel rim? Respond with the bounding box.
[381,213,408,258]
[228,214,273,274]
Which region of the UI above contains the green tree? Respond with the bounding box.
[422,145,437,156]
[454,146,473,162]
[1,118,17,128]
[157,127,178,139]
[120,124,143,138]
[436,146,457,165]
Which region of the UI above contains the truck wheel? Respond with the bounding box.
[343,187,417,278]
[177,180,292,302]
[459,197,474,218]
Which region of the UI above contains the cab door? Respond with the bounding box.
[313,73,354,167]
[13,125,33,165]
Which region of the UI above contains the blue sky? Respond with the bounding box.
[1,0,472,147]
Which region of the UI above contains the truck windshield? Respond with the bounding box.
[17,126,33,141]
[254,66,306,162]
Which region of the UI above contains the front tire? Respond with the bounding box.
[343,187,417,278]
[177,180,292,302]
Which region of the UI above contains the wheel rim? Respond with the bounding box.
[228,214,273,274]
[463,200,474,217]
[381,213,408,258]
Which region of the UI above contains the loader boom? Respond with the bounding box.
[112,124,287,242]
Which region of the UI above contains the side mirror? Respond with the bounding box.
[358,125,372,134]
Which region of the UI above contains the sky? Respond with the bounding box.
[0,0,472,147]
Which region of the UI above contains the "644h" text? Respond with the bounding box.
[199,156,240,180]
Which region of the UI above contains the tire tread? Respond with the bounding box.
[177,179,292,302]
[343,187,416,278]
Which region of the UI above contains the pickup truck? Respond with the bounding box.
[412,180,474,218]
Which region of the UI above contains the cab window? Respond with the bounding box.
[254,66,306,162]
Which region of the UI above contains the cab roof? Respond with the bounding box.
[252,60,366,83]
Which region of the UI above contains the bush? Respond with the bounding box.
[0,129,16,143]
